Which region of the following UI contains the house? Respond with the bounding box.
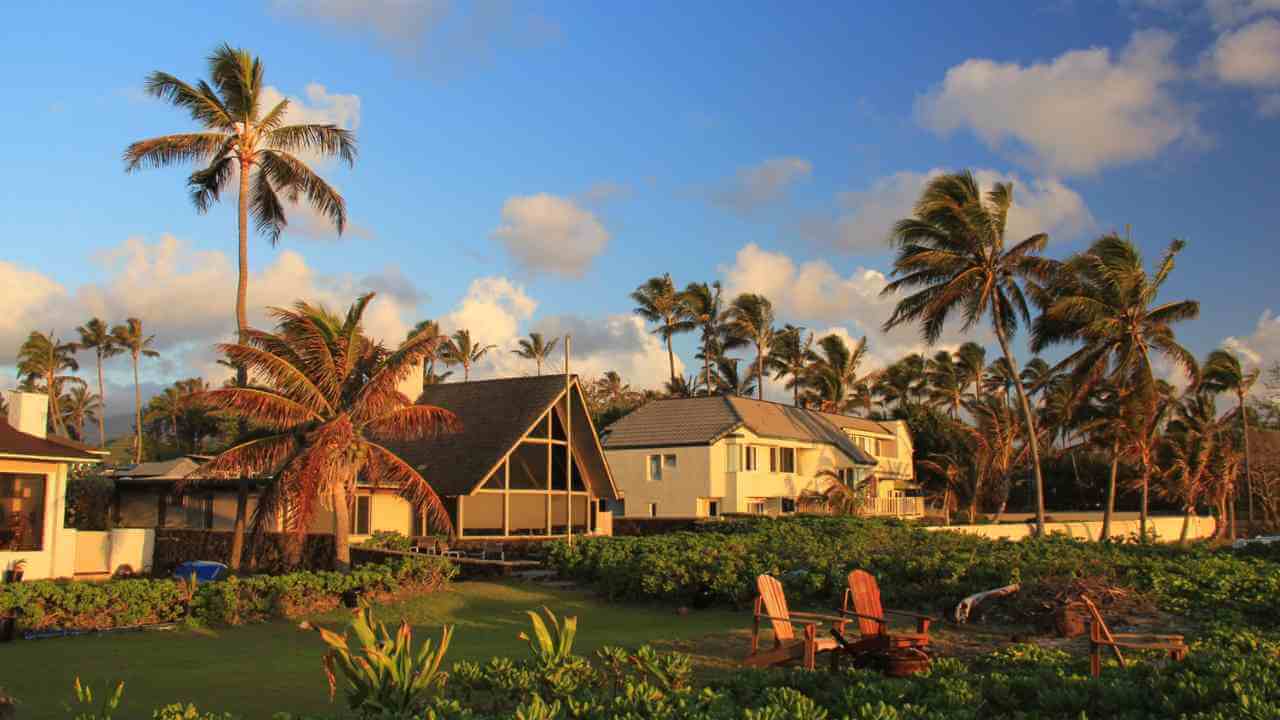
[600,395,920,518]
[1,391,104,579]
[109,456,257,531]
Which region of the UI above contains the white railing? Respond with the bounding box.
[863,496,924,517]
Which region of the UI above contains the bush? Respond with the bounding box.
[357,530,415,553]
[152,529,336,575]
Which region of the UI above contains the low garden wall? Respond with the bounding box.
[926,514,1214,542]
[611,516,706,536]
[152,528,336,575]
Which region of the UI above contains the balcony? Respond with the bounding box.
[863,495,924,517]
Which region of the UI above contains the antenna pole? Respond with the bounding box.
[565,335,573,546]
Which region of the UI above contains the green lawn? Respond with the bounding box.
[0,581,744,719]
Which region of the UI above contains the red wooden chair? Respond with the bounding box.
[745,574,848,670]
[1080,595,1187,678]
[835,570,932,654]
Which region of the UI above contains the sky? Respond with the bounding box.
[1,0,1278,421]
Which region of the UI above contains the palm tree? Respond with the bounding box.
[1158,391,1225,543]
[61,386,102,442]
[1032,234,1199,537]
[1019,358,1054,403]
[75,318,122,447]
[723,293,778,401]
[811,333,871,412]
[682,281,727,395]
[954,342,987,403]
[124,44,357,369]
[594,371,637,407]
[15,331,83,438]
[664,374,697,398]
[710,356,757,397]
[815,468,871,516]
[882,172,1055,533]
[112,318,161,463]
[925,350,965,417]
[196,294,456,570]
[631,274,695,383]
[512,332,559,376]
[875,354,927,410]
[1201,348,1260,526]
[440,329,495,381]
[145,386,184,444]
[406,320,442,393]
[770,325,814,406]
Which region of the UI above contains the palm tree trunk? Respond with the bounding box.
[536,358,542,376]
[333,485,351,572]
[703,339,711,397]
[132,351,142,463]
[1140,465,1150,541]
[1179,506,1192,545]
[756,342,764,401]
[1102,441,1119,543]
[95,350,107,447]
[229,157,252,574]
[666,334,676,384]
[994,325,1047,535]
[1241,394,1254,529]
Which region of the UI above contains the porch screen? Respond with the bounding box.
[509,494,547,535]
[0,473,45,551]
[462,493,504,536]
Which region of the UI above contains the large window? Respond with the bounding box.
[509,442,549,490]
[768,447,796,473]
[647,454,675,482]
[0,474,45,551]
[744,446,759,471]
[350,494,371,535]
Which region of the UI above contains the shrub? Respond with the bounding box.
[357,531,415,553]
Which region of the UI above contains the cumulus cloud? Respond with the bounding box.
[1204,17,1280,88]
[530,314,675,387]
[1206,0,1280,29]
[491,194,609,278]
[798,168,1093,252]
[440,276,537,349]
[917,30,1199,175]
[260,82,362,131]
[1222,309,1280,374]
[709,157,813,215]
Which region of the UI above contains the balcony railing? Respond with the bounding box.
[863,496,924,517]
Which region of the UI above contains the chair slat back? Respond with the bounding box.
[1080,594,1125,666]
[847,570,885,637]
[756,574,793,642]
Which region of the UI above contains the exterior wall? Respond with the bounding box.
[926,515,1212,543]
[844,420,915,494]
[0,458,68,581]
[722,428,861,514]
[606,444,713,517]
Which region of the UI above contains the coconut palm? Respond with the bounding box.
[15,331,83,438]
[769,325,814,406]
[75,318,122,446]
[815,468,871,516]
[60,386,102,442]
[406,320,443,393]
[512,332,559,376]
[954,342,987,403]
[710,356,757,397]
[682,281,727,395]
[812,333,871,410]
[664,374,697,398]
[874,354,927,410]
[1201,348,1260,526]
[925,350,966,418]
[111,318,161,463]
[722,293,778,401]
[983,358,1017,403]
[632,274,695,383]
[1032,234,1199,537]
[440,330,495,382]
[594,371,634,406]
[195,294,456,570]
[882,171,1055,532]
[1158,391,1225,544]
[124,44,357,367]
[1019,358,1054,402]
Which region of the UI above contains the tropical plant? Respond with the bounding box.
[440,329,495,382]
[709,356,756,397]
[663,374,697,398]
[768,324,812,406]
[722,293,778,401]
[925,350,965,417]
[808,333,871,413]
[111,318,160,463]
[874,354,926,410]
[518,606,579,670]
[681,281,727,395]
[954,342,987,403]
[882,171,1055,533]
[815,468,870,516]
[1201,348,1260,526]
[75,318,122,446]
[1158,391,1227,543]
[195,293,457,569]
[982,357,1017,403]
[61,385,102,442]
[406,320,443,393]
[15,330,83,438]
[512,332,559,376]
[1019,357,1054,402]
[631,274,695,384]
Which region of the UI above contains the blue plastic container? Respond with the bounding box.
[172,560,228,584]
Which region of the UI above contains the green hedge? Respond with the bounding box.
[0,556,456,631]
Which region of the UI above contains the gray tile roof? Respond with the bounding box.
[113,457,202,481]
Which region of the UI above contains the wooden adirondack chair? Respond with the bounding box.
[1081,595,1187,678]
[834,570,932,654]
[746,574,849,670]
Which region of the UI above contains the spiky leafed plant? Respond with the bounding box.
[982,358,1017,404]
[810,333,871,413]
[75,318,122,447]
[195,294,457,570]
[925,350,965,418]
[954,342,987,404]
[969,393,1029,522]
[632,274,695,384]
[512,332,559,376]
[882,171,1055,532]
[722,293,778,401]
[406,320,442,393]
[1019,357,1054,403]
[682,281,727,395]
[814,468,871,516]
[1158,391,1226,543]
[663,374,697,399]
[440,329,495,382]
[124,44,356,362]
[16,331,84,438]
[874,354,927,410]
[61,385,102,442]
[917,424,987,524]
[769,325,814,406]
[710,356,756,397]
[111,318,160,463]
[1201,348,1260,526]
[1032,233,1199,537]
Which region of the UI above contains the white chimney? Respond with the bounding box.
[7,391,48,439]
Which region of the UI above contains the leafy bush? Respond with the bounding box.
[357,531,415,553]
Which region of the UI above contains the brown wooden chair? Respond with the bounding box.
[835,570,932,654]
[1081,595,1187,678]
[745,574,849,670]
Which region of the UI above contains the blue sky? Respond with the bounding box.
[2,0,1278,414]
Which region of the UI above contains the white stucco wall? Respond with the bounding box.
[926,515,1213,543]
[0,458,67,581]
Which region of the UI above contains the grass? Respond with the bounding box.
[0,580,743,718]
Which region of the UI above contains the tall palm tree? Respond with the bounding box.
[440,329,495,381]
[723,293,778,401]
[145,386,184,444]
[112,318,160,463]
[769,325,814,406]
[875,354,927,410]
[631,274,695,383]
[75,318,122,447]
[954,342,987,403]
[710,356,757,397]
[814,333,871,409]
[682,281,726,395]
[124,44,357,367]
[15,331,83,438]
[882,172,1055,532]
[512,332,559,376]
[983,357,1017,403]
[925,350,965,417]
[1032,234,1199,537]
[1019,357,1054,402]
[61,385,102,442]
[406,320,442,393]
[196,294,456,570]
[1201,348,1260,526]
[1158,391,1225,543]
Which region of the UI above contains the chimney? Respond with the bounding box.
[7,391,49,439]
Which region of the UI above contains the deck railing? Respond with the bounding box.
[863,496,924,517]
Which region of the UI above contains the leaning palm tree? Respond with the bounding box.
[112,318,161,463]
[512,332,559,376]
[75,318,122,446]
[16,331,83,438]
[124,43,357,366]
[710,356,757,397]
[769,325,814,406]
[440,329,495,382]
[925,350,965,418]
[882,171,1055,532]
[954,342,987,403]
[195,294,457,570]
[632,274,695,383]
[61,385,102,442]
[722,293,778,401]
[681,281,727,395]
[1032,233,1199,537]
[1157,391,1224,543]
[1201,348,1260,526]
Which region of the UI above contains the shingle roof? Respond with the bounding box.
[601,395,881,465]
[0,419,101,462]
[113,457,202,481]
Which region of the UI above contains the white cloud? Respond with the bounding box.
[709,157,813,215]
[491,194,609,278]
[0,262,68,351]
[531,314,675,388]
[259,82,362,131]
[917,30,1199,175]
[1222,309,1280,377]
[1204,17,1280,87]
[579,181,631,206]
[1206,0,1280,29]
[799,168,1093,252]
[440,276,537,350]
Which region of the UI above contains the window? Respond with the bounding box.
[781,498,796,514]
[647,454,662,482]
[700,498,720,518]
[778,447,795,473]
[351,494,371,535]
[647,503,658,518]
[744,446,759,471]
[769,447,777,472]
[509,442,549,489]
[186,494,214,530]
[0,473,45,551]
[747,500,766,515]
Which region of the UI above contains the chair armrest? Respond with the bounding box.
[756,613,821,628]
[1111,633,1184,642]
[882,608,936,623]
[837,609,888,625]
[789,611,851,625]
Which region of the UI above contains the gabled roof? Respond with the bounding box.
[111,456,203,482]
[601,395,880,466]
[0,419,102,462]
[385,375,617,498]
